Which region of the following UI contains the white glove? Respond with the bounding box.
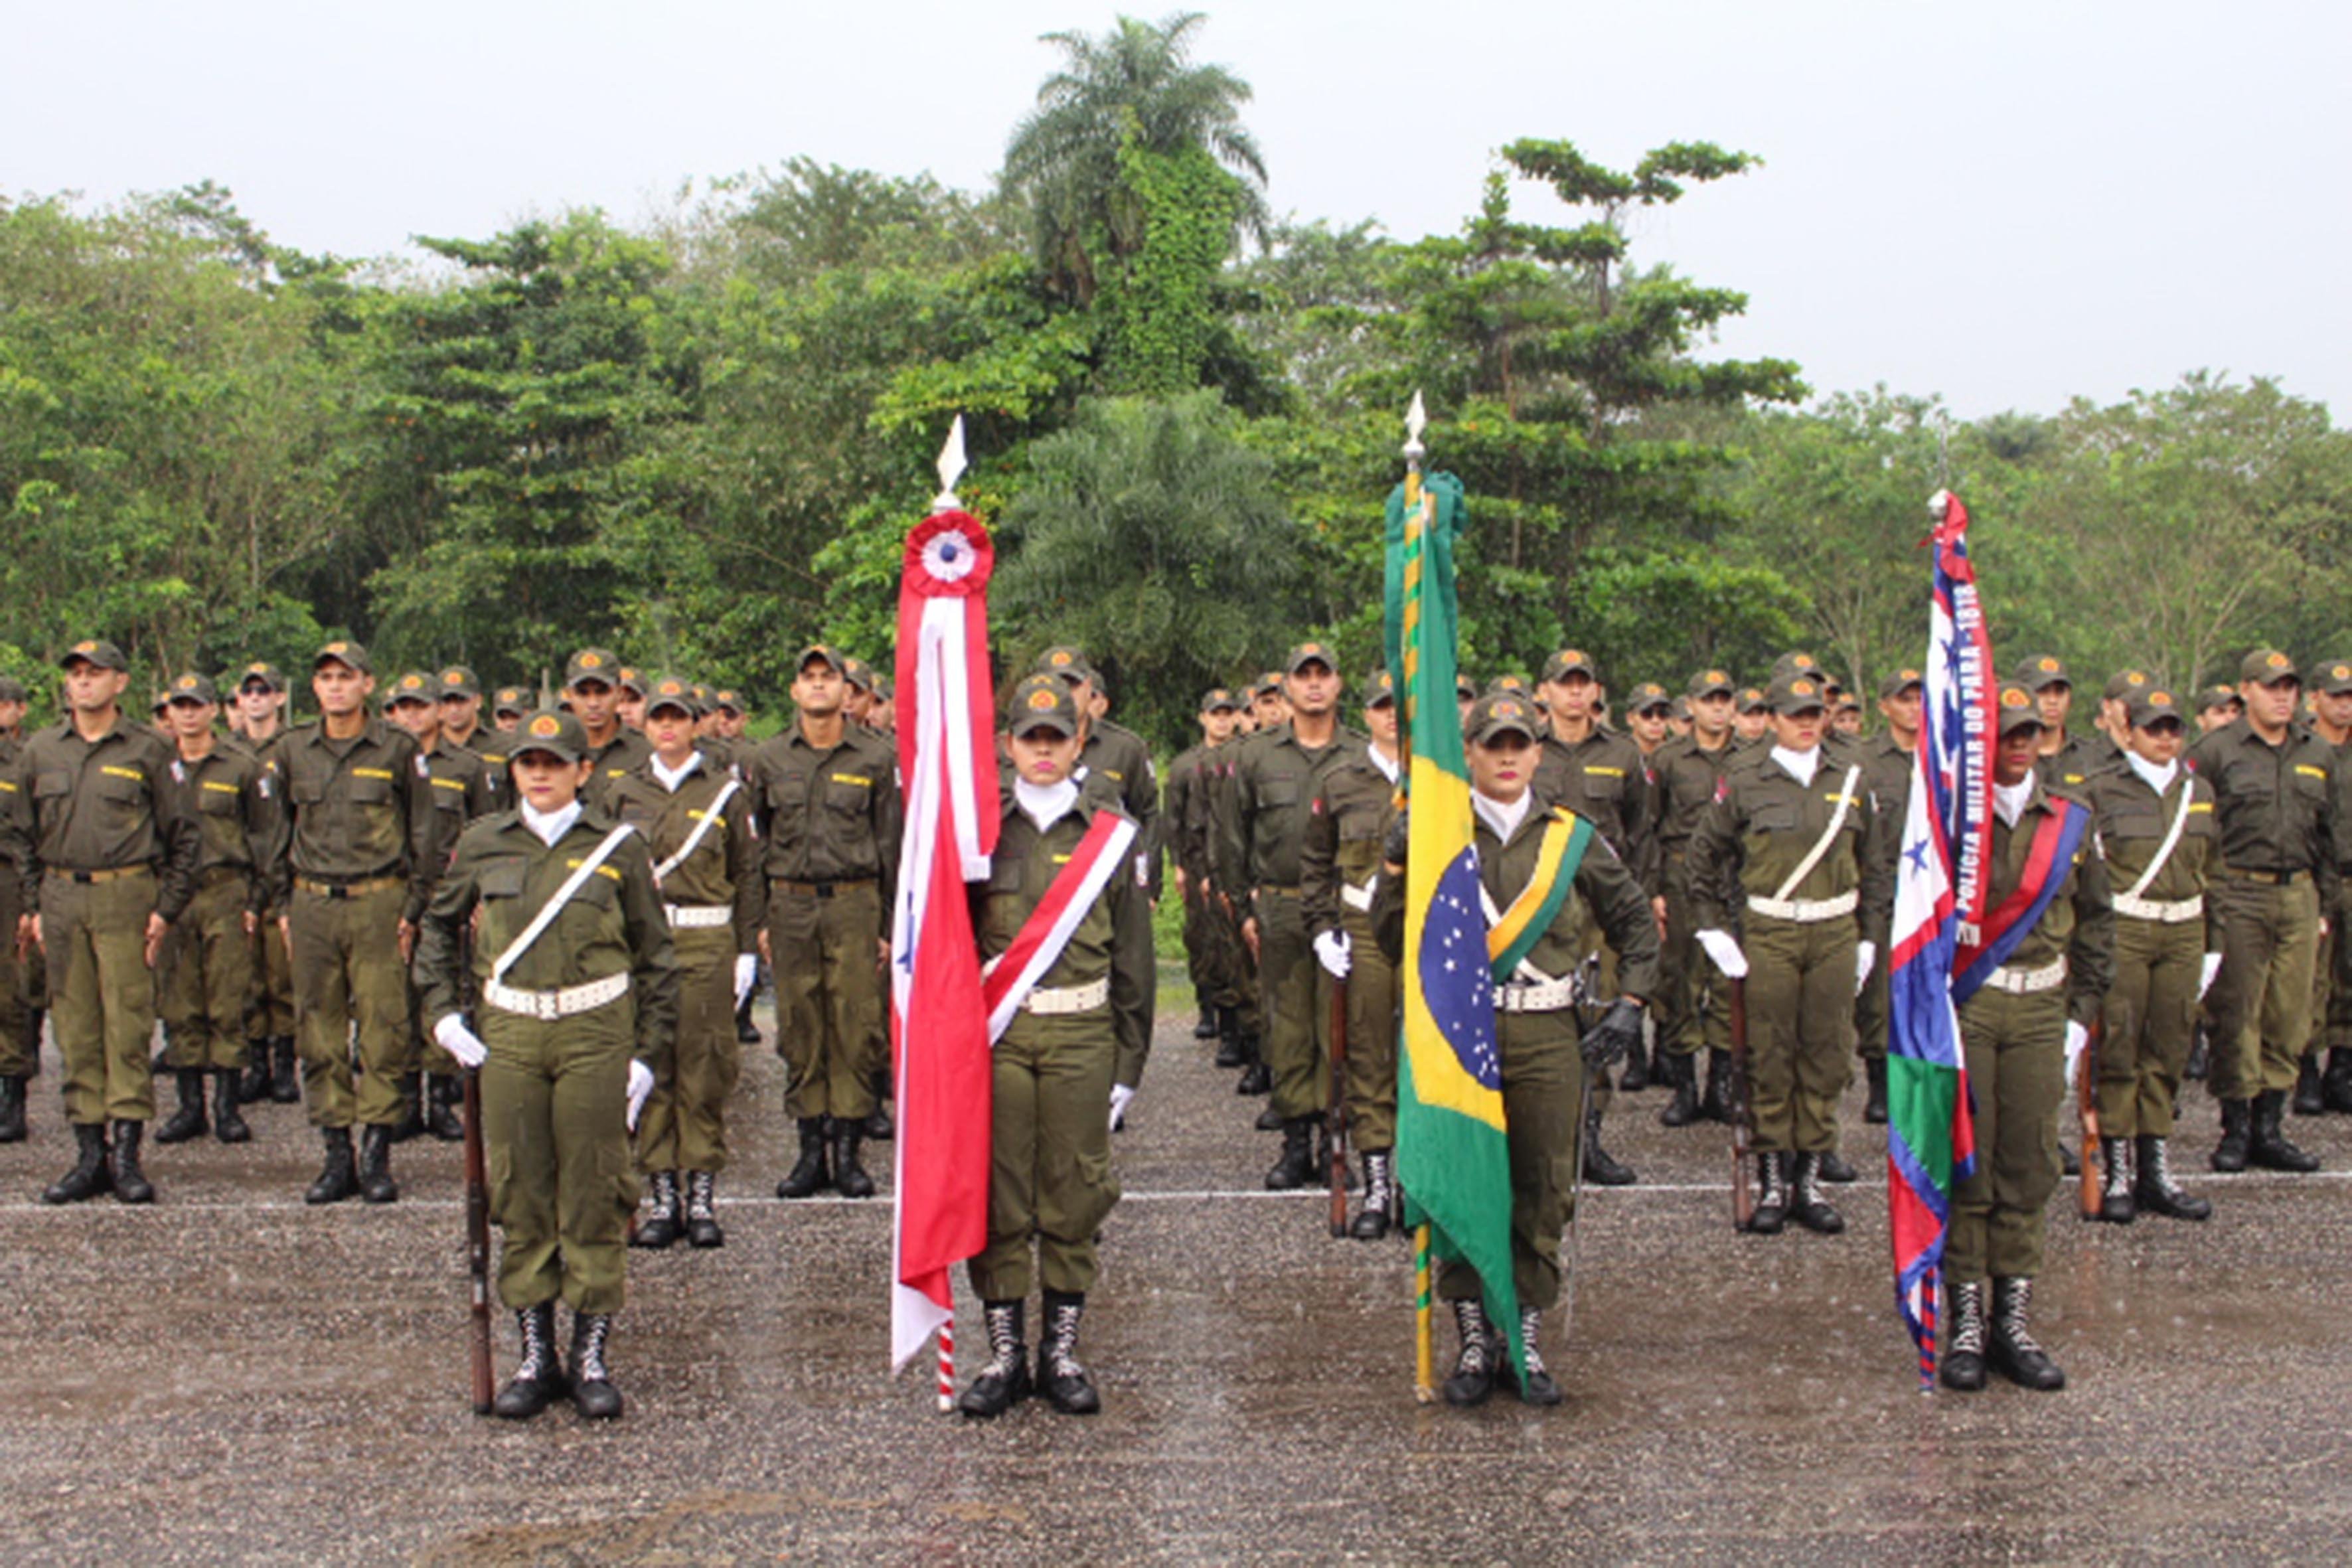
[733,953,758,1008]
[1854,941,1877,998]
[433,1012,488,1070]
[625,1059,655,1131]
[1697,929,1748,980]
[1314,929,1353,979]
[2199,952,2223,1000]
[2063,1020,2089,1088]
[1108,1083,1137,1132]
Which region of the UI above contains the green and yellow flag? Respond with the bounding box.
[1385,467,1523,1377]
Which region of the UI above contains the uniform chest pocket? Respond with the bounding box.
[289,774,327,808]
[347,775,393,808]
[95,772,147,821]
[2293,767,2331,807]
[197,785,242,817]
[477,858,528,900]
[1578,766,1626,803]
[985,853,1029,896]
[1749,803,1801,835]
[33,770,72,802]
[565,872,619,912]
[430,779,467,814]
[824,775,874,815]
[2101,807,2161,843]
[1257,777,1300,811]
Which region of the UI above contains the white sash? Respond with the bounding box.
[490,825,636,986]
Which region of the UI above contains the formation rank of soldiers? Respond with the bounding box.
[1,633,2347,1419]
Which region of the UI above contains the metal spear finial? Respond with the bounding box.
[1403,390,1427,469]
[931,416,968,514]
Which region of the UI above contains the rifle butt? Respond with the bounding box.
[462,1070,495,1415]
[2078,1018,2103,1220]
[1328,975,1349,1237]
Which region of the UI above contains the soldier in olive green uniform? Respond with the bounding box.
[1648,670,1742,1128]
[957,676,1151,1420]
[230,661,301,1106]
[0,676,33,1141]
[1689,670,1891,1235]
[2297,659,2352,1115]
[1303,668,1404,1237]
[153,674,273,1148]
[2195,683,2243,736]
[491,688,530,735]
[434,665,503,812]
[3,639,199,1204]
[2015,655,2117,795]
[418,709,679,1422]
[563,651,654,813]
[1189,696,1266,1084]
[2085,686,2218,1222]
[745,643,902,1199]
[1163,689,1240,1044]
[1217,642,1364,1188]
[270,640,447,1206]
[607,677,760,1249]
[1853,668,1925,1125]
[1938,686,2113,1394]
[2189,648,2337,1173]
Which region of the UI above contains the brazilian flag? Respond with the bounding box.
[1385,470,1522,1377]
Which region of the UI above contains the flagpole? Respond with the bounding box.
[930,416,969,1414]
[1399,391,1437,1406]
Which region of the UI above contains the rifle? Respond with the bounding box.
[461,1069,495,1415]
[2077,1014,2104,1221]
[1327,973,1349,1237]
[1729,976,1755,1231]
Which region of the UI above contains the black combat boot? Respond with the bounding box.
[2292,1055,2325,1117]
[1264,1118,1316,1190]
[2248,1089,2320,1172]
[570,1312,623,1419]
[0,1074,27,1144]
[42,1123,113,1204]
[154,1067,208,1144]
[1865,1056,1889,1125]
[832,1121,876,1199]
[631,1170,681,1249]
[1747,1152,1788,1234]
[1518,1307,1562,1406]
[1818,1148,1859,1184]
[1699,1048,1733,1123]
[1989,1277,2065,1391]
[1442,1298,1500,1407]
[1351,1150,1393,1241]
[1213,1007,1245,1069]
[1235,1036,1271,1097]
[1658,1051,1701,1127]
[389,1071,426,1143]
[2183,1022,2209,1081]
[865,1071,894,1140]
[1940,1279,1988,1391]
[2133,1135,2211,1221]
[775,1117,830,1198]
[2058,1142,2079,1178]
[958,1300,1030,1418]
[1617,1033,1651,1093]
[1788,1152,1845,1234]
[1036,1292,1101,1414]
[305,1127,357,1204]
[2325,1048,2352,1114]
[2095,1136,2134,1223]
[1193,1005,1217,1041]
[270,1036,300,1103]
[2211,1098,2251,1172]
[1253,1103,1285,1131]
[238,1041,271,1105]
[492,1303,567,1419]
[1581,1101,1634,1186]
[356,1123,399,1204]
[684,1170,724,1249]
[424,1074,464,1142]
[734,993,759,1046]
[110,1121,154,1204]
[212,1069,250,1144]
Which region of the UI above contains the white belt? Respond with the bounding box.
[1341,880,1375,913]
[2113,893,2203,925]
[1745,889,1859,923]
[1496,976,1579,1014]
[1982,958,2067,996]
[1023,977,1110,1015]
[482,972,631,1021]
[665,903,732,929]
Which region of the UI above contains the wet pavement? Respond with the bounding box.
[3,978,2350,1563]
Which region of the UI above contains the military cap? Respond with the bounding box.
[2015,654,2070,692]
[1626,680,1672,714]
[1256,672,1286,699]
[1488,674,1531,698]
[1006,673,1080,738]
[796,643,847,676]
[1769,652,1822,682]
[690,682,712,710]
[2199,682,2242,714]
[644,674,700,718]
[2315,660,2352,697]
[1454,674,1478,702]
[842,657,875,694]
[385,670,436,707]
[1202,687,1241,713]
[165,671,218,705]
[1283,641,1338,676]
[615,665,647,698]
[1539,648,1599,684]
[712,688,745,715]
[2125,686,2187,730]
[314,639,371,674]
[2102,667,2152,702]
[151,689,171,714]
[1834,692,1863,715]
[1671,695,1691,722]
[512,708,587,763]
[435,665,481,700]
[237,661,288,694]
[493,686,530,717]
[1737,686,1770,715]
[1878,666,1924,699]
[2240,647,2298,686]
[1036,645,1092,684]
[564,648,621,689]
[1996,684,2045,736]
[1768,672,1829,716]
[60,639,129,672]
[0,676,25,703]
[1464,692,1542,745]
[1365,668,1397,708]
[1687,668,1735,699]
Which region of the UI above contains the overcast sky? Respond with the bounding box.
[11,1,2346,421]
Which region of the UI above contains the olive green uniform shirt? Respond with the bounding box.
[265,719,445,924]
[743,720,903,919]
[5,716,198,920]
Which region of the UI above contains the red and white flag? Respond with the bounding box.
[888,498,1000,1383]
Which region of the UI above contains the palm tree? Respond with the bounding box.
[1002,11,1269,303]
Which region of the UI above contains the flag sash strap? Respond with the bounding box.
[2118,781,2196,902]
[1486,809,1593,980]
[1768,765,1864,904]
[489,825,637,986]
[651,776,742,882]
[1950,801,2088,1003]
[979,811,1137,1043]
